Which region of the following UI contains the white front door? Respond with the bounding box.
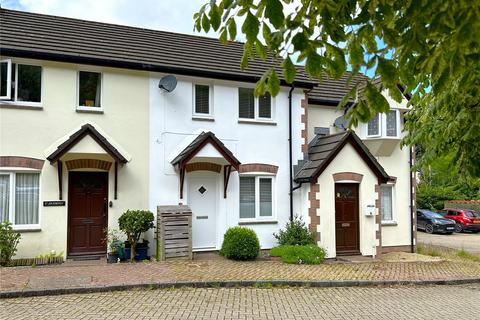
[188,175,217,250]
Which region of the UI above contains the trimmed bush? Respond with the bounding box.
[220,227,260,260]
[270,245,326,264]
[118,210,154,261]
[273,216,316,246]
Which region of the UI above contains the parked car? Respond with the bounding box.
[417,209,456,234]
[440,208,480,233]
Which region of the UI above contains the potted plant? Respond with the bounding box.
[118,210,154,262]
[104,228,123,263]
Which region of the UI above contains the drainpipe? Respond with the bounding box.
[288,85,295,221]
[409,146,415,253]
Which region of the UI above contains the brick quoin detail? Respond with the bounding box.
[237,163,278,174]
[333,172,363,182]
[300,94,309,156]
[375,183,382,255]
[185,162,222,173]
[308,183,320,241]
[411,146,417,251]
[0,156,44,170]
[66,159,112,171]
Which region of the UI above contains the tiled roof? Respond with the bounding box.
[294,131,390,183]
[307,72,368,105]
[0,8,316,88]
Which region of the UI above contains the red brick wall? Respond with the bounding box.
[308,182,320,241]
[375,183,383,255]
[333,172,363,183]
[301,93,309,156]
[237,163,278,174]
[185,162,221,173]
[65,159,112,170]
[0,156,44,170]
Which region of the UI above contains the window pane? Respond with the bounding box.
[238,88,254,119]
[259,178,272,217]
[195,84,210,114]
[0,175,10,222]
[380,186,393,221]
[386,110,397,136]
[258,93,271,118]
[239,177,255,219]
[367,114,380,136]
[0,62,8,97]
[17,65,42,102]
[15,173,39,225]
[79,71,101,107]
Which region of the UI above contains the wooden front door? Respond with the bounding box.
[68,172,108,256]
[335,183,360,254]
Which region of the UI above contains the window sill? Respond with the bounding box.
[381,221,398,226]
[238,220,278,225]
[238,119,277,126]
[192,115,214,122]
[0,102,43,110]
[13,225,41,232]
[76,107,104,114]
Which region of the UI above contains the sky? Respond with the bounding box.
[1,0,216,37]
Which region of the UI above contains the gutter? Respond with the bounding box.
[288,85,295,221]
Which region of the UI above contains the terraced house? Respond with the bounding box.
[0,8,415,259]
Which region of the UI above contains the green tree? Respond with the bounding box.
[194,0,480,176]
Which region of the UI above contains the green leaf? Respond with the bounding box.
[282,56,296,84]
[377,58,397,86]
[201,13,210,33]
[291,32,308,52]
[255,40,267,59]
[242,11,260,42]
[255,72,268,97]
[364,81,390,114]
[228,19,237,40]
[219,28,228,44]
[209,5,221,31]
[348,38,364,67]
[264,0,284,28]
[305,49,323,78]
[267,69,280,96]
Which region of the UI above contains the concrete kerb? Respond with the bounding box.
[2,277,480,299]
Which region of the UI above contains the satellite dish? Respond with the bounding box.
[334,116,349,130]
[158,75,177,92]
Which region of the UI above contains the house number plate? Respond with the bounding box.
[341,223,350,227]
[43,201,66,207]
[196,215,208,219]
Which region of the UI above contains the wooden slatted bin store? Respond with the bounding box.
[156,205,193,261]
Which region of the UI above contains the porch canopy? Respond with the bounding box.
[171,131,241,199]
[46,124,129,200]
[295,131,392,184]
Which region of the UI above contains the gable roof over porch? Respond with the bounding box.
[294,131,391,183]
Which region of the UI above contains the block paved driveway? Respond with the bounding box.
[418,231,480,254]
[1,284,479,319]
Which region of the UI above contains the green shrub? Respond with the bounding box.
[273,216,316,246]
[270,245,326,264]
[118,210,154,261]
[0,221,21,266]
[220,227,260,260]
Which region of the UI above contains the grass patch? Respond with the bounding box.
[416,243,444,257]
[457,248,480,262]
[270,245,326,265]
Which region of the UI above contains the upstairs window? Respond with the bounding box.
[0,59,42,104]
[78,71,102,109]
[194,84,211,116]
[239,176,274,220]
[367,114,381,137]
[365,111,400,138]
[238,88,272,120]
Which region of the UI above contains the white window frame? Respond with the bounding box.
[239,174,276,222]
[76,70,104,112]
[366,113,381,138]
[0,59,12,100]
[0,59,43,108]
[192,83,214,119]
[380,184,395,223]
[0,170,41,230]
[385,109,400,138]
[238,87,275,122]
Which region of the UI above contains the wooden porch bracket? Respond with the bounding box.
[223,165,232,198]
[57,160,63,200]
[179,166,186,199]
[114,161,118,200]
